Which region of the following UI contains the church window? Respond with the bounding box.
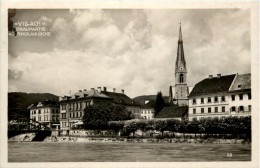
[179,74,184,83]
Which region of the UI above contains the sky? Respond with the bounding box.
[8,9,251,98]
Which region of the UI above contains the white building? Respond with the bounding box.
[188,74,236,121]
[188,73,251,121]
[140,100,155,120]
[228,73,251,117]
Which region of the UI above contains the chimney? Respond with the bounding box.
[103,87,107,92]
[97,87,101,93]
[113,88,116,93]
[121,89,124,94]
[209,75,213,79]
[83,89,87,91]
[91,88,95,91]
[79,90,82,92]
[217,74,221,78]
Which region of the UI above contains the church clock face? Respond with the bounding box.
[180,67,183,70]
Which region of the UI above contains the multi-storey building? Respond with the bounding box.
[140,100,155,120]
[188,74,236,121]
[28,99,60,129]
[59,88,113,130]
[228,73,251,117]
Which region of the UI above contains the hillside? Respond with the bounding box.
[8,92,59,120]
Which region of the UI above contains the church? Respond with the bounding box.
[169,23,193,106]
[155,24,191,120]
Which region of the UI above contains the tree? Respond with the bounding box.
[108,121,125,136]
[154,91,166,116]
[154,120,168,138]
[82,104,133,130]
[124,120,139,137]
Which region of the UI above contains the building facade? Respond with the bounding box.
[140,100,155,120]
[228,73,251,117]
[59,88,113,130]
[188,73,251,121]
[169,24,189,106]
[188,74,236,121]
[28,99,60,129]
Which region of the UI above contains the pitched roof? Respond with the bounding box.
[141,100,155,109]
[229,73,251,91]
[101,91,140,107]
[155,105,188,118]
[60,89,112,102]
[189,74,236,97]
[28,99,59,109]
[133,95,169,106]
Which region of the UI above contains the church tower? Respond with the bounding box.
[170,23,189,106]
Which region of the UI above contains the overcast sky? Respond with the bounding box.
[8,9,250,98]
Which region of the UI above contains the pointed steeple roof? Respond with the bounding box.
[175,22,186,73]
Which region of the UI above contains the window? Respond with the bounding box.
[248,93,251,100]
[192,98,196,104]
[201,98,204,104]
[214,96,218,102]
[179,74,184,83]
[221,96,225,102]
[248,105,251,112]
[69,112,72,118]
[201,108,204,114]
[39,110,41,114]
[215,107,218,113]
[208,107,211,113]
[222,106,225,112]
[231,95,235,101]
[193,109,196,114]
[231,106,236,112]
[238,85,242,88]
[208,97,212,103]
[239,106,244,112]
[239,94,243,100]
[38,116,41,121]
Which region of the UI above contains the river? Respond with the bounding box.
[8,142,251,162]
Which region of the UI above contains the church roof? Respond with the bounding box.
[155,105,188,119]
[189,74,236,97]
[175,23,186,72]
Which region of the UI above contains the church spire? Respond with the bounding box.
[178,22,182,42]
[175,22,186,73]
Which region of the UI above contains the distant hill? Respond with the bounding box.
[8,92,59,120]
[133,95,169,106]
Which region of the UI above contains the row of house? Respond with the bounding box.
[28,87,141,130]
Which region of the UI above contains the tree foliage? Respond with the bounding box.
[154,91,166,116]
[82,104,133,129]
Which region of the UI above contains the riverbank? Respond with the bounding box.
[43,136,251,144]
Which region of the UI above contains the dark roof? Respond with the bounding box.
[141,100,155,109]
[101,91,140,107]
[229,73,251,91]
[189,74,236,97]
[28,99,59,109]
[133,95,169,106]
[60,89,112,102]
[155,106,188,118]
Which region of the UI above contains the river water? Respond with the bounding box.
[8,142,251,162]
